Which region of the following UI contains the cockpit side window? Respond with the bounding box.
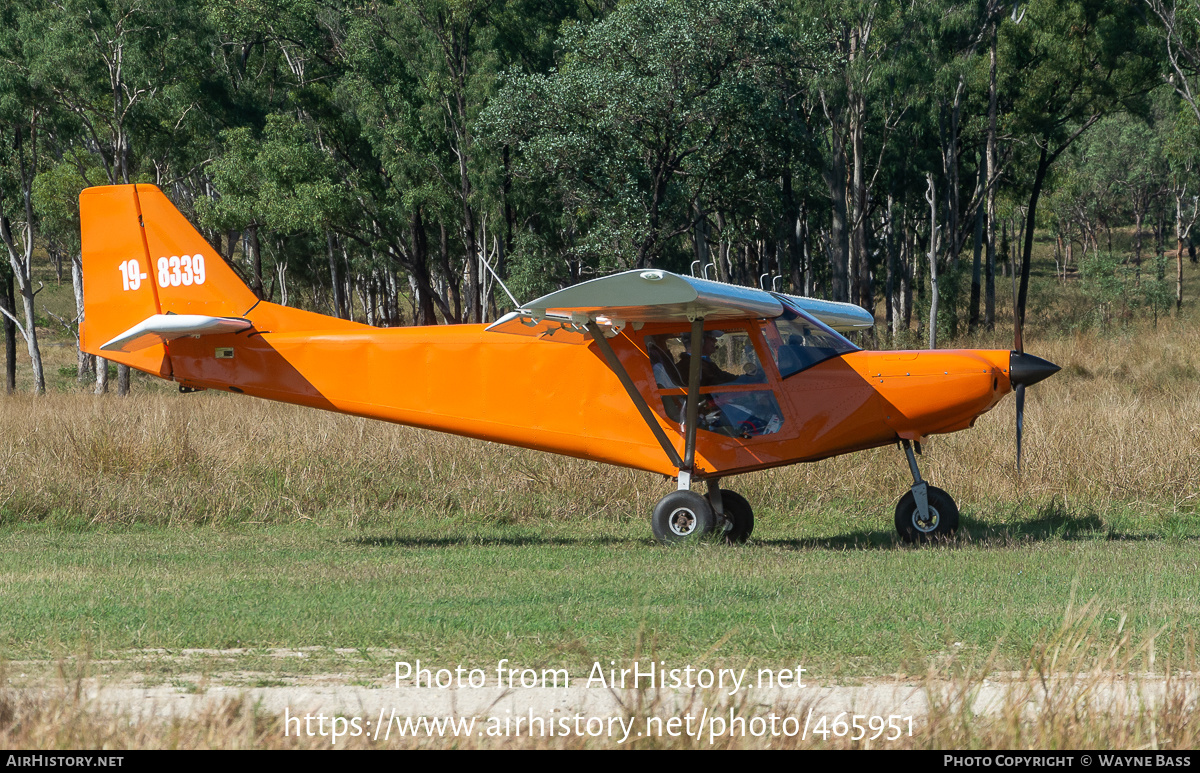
[759,309,857,379]
[660,391,784,438]
[645,326,783,439]
[646,329,767,389]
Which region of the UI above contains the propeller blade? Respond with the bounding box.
[1015,382,1025,473]
[1008,352,1058,475]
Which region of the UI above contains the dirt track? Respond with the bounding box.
[5,648,1185,725]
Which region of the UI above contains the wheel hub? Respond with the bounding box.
[669,507,698,536]
[913,507,940,533]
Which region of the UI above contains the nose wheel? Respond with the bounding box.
[894,485,959,543]
[895,439,959,543]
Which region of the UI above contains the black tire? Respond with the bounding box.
[719,489,754,544]
[894,485,959,544]
[651,490,715,544]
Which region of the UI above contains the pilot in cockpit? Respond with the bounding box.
[676,331,739,387]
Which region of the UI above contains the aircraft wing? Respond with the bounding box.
[485,269,873,342]
[776,294,875,331]
[100,313,253,352]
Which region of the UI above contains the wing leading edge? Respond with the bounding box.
[485,269,873,342]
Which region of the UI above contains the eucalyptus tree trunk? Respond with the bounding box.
[327,231,347,319]
[969,186,984,333]
[884,193,897,341]
[938,78,967,339]
[926,173,939,350]
[985,27,999,331]
[408,210,440,326]
[1179,238,1186,311]
[693,202,712,278]
[247,224,265,299]
[75,252,97,388]
[2,273,16,393]
[824,133,850,303]
[850,90,869,309]
[1134,210,1145,285]
[72,254,90,383]
[820,91,850,303]
[1174,188,1197,311]
[780,172,801,294]
[95,358,109,394]
[0,124,45,394]
[436,224,462,324]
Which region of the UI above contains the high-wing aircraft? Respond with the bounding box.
[79,184,1060,544]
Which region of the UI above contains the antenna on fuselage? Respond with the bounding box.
[479,253,523,309]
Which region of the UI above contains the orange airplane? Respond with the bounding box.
[79,184,1059,544]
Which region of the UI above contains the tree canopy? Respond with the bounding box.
[0,0,1195,393]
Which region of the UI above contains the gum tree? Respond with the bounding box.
[487,0,797,279]
[1002,0,1159,330]
[0,0,46,394]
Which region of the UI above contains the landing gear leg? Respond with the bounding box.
[902,440,931,525]
[895,439,959,544]
[705,479,754,544]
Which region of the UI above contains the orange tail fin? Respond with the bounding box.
[81,183,367,382]
[80,184,260,375]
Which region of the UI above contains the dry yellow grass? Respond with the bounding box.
[2,312,1196,531]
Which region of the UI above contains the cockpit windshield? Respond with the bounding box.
[759,303,858,379]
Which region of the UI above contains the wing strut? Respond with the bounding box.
[680,317,705,488]
[585,322,684,471]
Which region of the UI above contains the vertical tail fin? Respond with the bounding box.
[80,184,258,374]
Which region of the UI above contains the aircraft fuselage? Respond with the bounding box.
[164,313,1012,479]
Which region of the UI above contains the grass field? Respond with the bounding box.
[1,517,1197,674]
[1,235,1199,747]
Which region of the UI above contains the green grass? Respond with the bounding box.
[1,515,1194,681]
[2,233,1198,693]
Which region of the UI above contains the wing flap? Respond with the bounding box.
[484,311,589,344]
[100,313,253,352]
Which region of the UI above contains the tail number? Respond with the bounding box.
[118,260,147,291]
[156,255,207,288]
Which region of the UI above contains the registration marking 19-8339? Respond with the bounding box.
[118,255,207,291]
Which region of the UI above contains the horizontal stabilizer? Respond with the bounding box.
[100,314,253,352]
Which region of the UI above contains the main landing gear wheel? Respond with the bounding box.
[719,489,754,544]
[894,485,959,544]
[651,490,714,544]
